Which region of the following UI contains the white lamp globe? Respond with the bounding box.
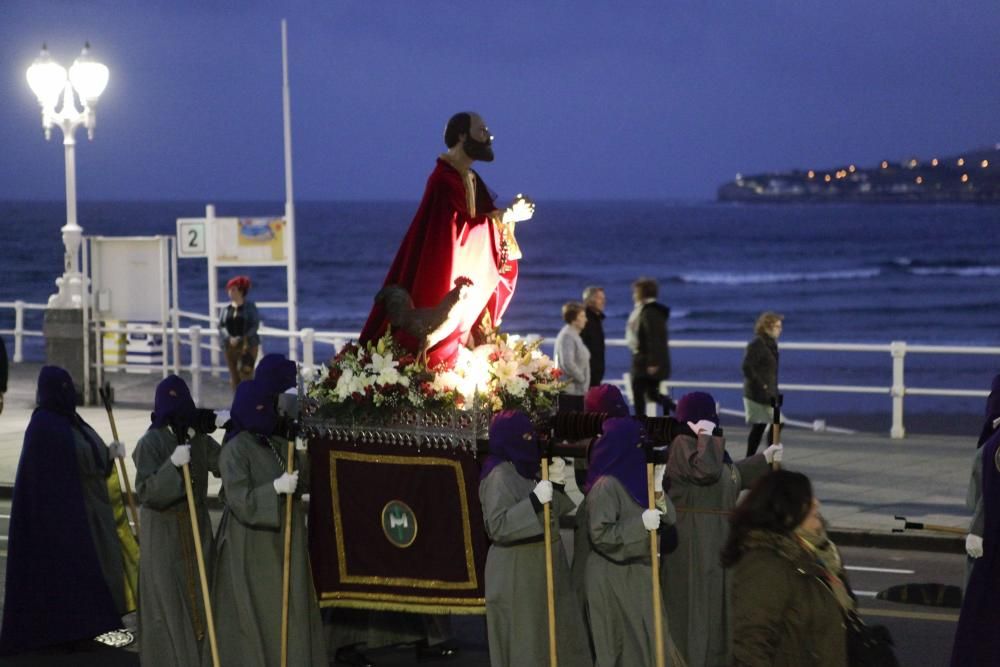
[26,45,67,108]
[68,43,108,105]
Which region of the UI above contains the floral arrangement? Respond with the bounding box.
[308,331,564,423]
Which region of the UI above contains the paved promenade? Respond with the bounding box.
[0,362,976,548]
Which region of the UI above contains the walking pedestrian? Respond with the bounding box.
[742,311,784,457]
[479,410,591,667]
[554,301,591,412]
[626,277,673,416]
[133,375,221,667]
[961,373,1000,582]
[219,275,260,391]
[661,391,775,666]
[580,286,606,387]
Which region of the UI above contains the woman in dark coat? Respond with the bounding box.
[723,470,849,667]
[218,275,261,390]
[0,366,127,654]
[742,311,783,456]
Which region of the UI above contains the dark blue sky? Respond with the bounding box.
[1,1,998,201]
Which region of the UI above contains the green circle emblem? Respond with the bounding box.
[381,500,418,548]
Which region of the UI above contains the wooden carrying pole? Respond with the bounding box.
[280,440,295,667]
[647,463,666,667]
[98,388,140,536]
[182,463,220,667]
[770,395,783,471]
[541,458,558,667]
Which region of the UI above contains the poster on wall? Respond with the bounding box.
[214,217,288,266]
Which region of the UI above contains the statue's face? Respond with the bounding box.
[464,114,494,162]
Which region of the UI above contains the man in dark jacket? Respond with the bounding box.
[580,286,606,387]
[626,277,673,416]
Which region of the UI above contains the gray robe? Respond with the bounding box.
[134,428,220,667]
[74,422,127,615]
[662,434,768,667]
[211,432,326,667]
[586,475,675,667]
[480,462,592,667]
[966,447,985,587]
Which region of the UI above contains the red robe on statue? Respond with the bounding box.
[359,157,518,368]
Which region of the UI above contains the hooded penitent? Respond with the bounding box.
[0,366,122,654]
[229,379,279,439]
[584,416,647,507]
[255,353,298,396]
[977,373,1000,448]
[481,409,540,481]
[668,391,731,485]
[585,383,630,418]
[150,374,197,434]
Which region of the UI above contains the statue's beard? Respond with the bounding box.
[464,137,494,162]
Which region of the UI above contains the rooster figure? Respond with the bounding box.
[374,277,474,365]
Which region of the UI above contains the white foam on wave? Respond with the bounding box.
[909,266,1000,277]
[679,268,881,286]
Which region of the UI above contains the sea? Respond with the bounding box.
[1,200,998,431]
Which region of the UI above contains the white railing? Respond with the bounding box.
[2,299,995,439]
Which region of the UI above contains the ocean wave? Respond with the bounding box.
[908,266,1000,277]
[677,268,881,286]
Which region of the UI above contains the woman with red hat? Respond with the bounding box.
[218,276,260,390]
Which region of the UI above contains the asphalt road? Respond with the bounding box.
[0,503,966,667]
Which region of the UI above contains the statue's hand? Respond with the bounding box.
[502,194,535,224]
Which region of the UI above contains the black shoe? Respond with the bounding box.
[335,644,375,667]
[415,639,459,661]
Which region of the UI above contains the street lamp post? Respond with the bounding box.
[26,43,109,308]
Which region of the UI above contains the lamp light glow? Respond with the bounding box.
[68,43,109,105]
[26,46,67,108]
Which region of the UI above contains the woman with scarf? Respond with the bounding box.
[218,275,261,390]
[723,470,850,666]
[478,410,590,667]
[661,391,775,667]
[210,379,326,667]
[581,385,676,667]
[0,366,130,654]
[133,375,221,667]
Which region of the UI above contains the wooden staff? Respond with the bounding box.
[541,457,558,667]
[280,439,295,667]
[770,394,783,471]
[98,387,140,537]
[647,463,666,667]
[893,516,966,535]
[182,462,220,667]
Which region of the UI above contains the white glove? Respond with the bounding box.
[687,420,716,436]
[642,509,663,531]
[966,533,984,559]
[214,410,231,429]
[653,464,666,493]
[273,471,299,495]
[170,444,191,468]
[763,443,784,464]
[533,480,553,505]
[108,441,127,459]
[547,457,567,486]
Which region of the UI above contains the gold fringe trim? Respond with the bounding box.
[320,598,486,615]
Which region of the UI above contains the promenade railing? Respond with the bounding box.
[1,300,994,439]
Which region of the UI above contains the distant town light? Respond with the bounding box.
[957,158,965,166]
[931,158,939,167]
[907,158,918,168]
[981,159,989,168]
[915,176,923,185]
[807,170,815,179]
[961,173,969,183]
[824,174,832,183]
[881,161,889,169]
[848,164,856,173]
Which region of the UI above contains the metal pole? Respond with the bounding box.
[301,328,315,370]
[890,341,906,439]
[13,300,24,362]
[171,237,181,373]
[57,121,84,308]
[190,326,202,405]
[81,236,90,403]
[160,237,169,378]
[281,20,299,361]
[206,205,220,377]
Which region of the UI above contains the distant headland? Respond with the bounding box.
[718,144,1000,203]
